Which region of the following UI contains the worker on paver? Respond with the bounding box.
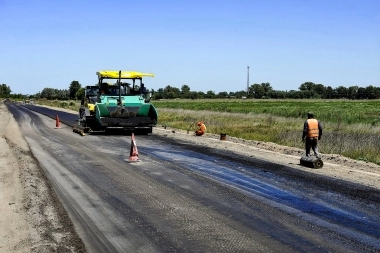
[195,121,206,136]
[302,112,323,158]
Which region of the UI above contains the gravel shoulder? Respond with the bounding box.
[0,102,85,252]
[1,102,379,252]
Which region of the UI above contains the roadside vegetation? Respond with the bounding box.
[152,99,380,165]
[35,98,79,112]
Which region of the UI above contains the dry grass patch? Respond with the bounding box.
[158,108,380,165]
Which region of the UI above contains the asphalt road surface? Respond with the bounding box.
[7,103,380,253]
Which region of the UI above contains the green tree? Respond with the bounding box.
[261,82,273,92]
[300,90,318,99]
[205,90,215,98]
[76,88,85,100]
[228,92,236,98]
[250,83,265,98]
[260,82,273,98]
[181,85,191,98]
[365,85,379,99]
[69,81,81,99]
[164,85,180,98]
[190,91,199,99]
[57,89,68,100]
[357,87,366,99]
[40,88,56,99]
[153,88,165,99]
[268,90,286,99]
[348,86,358,99]
[166,91,176,99]
[299,82,316,91]
[197,91,205,99]
[335,86,348,98]
[325,86,334,99]
[0,84,12,97]
[235,90,248,98]
[217,91,228,98]
[181,85,190,93]
[153,92,164,100]
[314,84,326,98]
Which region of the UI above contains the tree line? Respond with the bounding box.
[0,81,83,100]
[1,81,379,100]
[0,84,13,97]
[151,82,380,100]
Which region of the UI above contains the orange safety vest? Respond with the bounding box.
[195,123,206,136]
[306,119,319,138]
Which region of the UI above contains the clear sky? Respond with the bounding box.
[1,0,379,95]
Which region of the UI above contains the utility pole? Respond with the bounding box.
[247,66,250,96]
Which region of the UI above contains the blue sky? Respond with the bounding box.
[1,0,379,95]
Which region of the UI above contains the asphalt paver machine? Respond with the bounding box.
[74,70,157,135]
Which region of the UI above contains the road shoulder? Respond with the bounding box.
[0,102,86,252]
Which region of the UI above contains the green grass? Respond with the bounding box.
[153,99,380,165]
[152,99,380,125]
[36,98,80,112]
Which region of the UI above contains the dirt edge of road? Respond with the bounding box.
[0,102,86,252]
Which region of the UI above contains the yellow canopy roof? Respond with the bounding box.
[96,70,154,79]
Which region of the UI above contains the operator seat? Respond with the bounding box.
[101,83,109,94]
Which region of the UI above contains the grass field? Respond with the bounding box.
[152,99,380,165]
[34,98,380,165]
[153,99,380,125]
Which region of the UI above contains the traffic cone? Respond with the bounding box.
[54,115,61,129]
[128,133,140,162]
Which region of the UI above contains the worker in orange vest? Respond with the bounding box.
[195,121,206,136]
[302,112,323,158]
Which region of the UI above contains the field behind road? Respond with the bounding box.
[152,99,380,165]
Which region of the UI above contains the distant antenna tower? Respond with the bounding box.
[247,66,250,95]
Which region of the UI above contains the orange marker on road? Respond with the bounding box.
[128,133,140,162]
[54,115,61,129]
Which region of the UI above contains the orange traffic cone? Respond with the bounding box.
[54,115,61,129]
[128,133,140,162]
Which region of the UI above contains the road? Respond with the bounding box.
[6,103,380,253]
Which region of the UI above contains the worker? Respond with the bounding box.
[195,121,206,136]
[302,112,323,158]
[140,83,147,94]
